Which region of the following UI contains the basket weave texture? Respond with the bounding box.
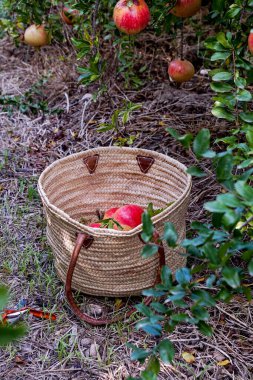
[38,147,191,297]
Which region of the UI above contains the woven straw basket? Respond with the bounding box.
[38,147,191,301]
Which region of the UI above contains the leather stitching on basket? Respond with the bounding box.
[136,155,155,173]
[83,154,99,174]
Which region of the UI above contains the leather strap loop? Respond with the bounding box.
[65,232,165,326]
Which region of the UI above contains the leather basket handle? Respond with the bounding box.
[65,232,165,326]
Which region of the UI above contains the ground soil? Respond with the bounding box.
[0,34,253,380]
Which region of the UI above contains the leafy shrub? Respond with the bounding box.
[0,286,26,346]
[126,1,253,378]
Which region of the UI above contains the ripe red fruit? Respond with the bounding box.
[89,223,102,228]
[248,30,253,54]
[168,59,195,83]
[113,0,151,35]
[61,7,79,25]
[113,204,144,229]
[104,207,119,219]
[24,25,49,47]
[170,0,201,18]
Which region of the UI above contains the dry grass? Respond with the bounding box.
[1,36,253,380]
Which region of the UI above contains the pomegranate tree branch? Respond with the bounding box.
[180,22,184,60]
[91,0,100,54]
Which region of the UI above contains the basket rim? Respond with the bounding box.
[38,147,192,238]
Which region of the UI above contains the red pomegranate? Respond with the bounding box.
[168,59,195,83]
[170,0,201,18]
[89,223,102,228]
[248,30,253,54]
[104,207,119,219]
[113,204,144,229]
[113,0,151,35]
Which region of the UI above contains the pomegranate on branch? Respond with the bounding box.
[170,0,201,18]
[113,0,151,35]
[248,30,253,54]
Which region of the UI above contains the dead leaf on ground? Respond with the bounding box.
[115,298,124,311]
[182,352,195,364]
[217,359,230,366]
[15,355,26,365]
[195,277,206,283]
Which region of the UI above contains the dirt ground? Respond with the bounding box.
[0,35,253,380]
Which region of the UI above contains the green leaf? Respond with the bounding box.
[204,40,227,51]
[147,203,165,217]
[170,313,189,322]
[222,210,241,228]
[217,288,233,302]
[158,339,175,364]
[175,268,192,285]
[202,150,216,158]
[136,320,162,336]
[166,128,193,149]
[211,51,231,61]
[248,259,253,276]
[212,72,232,81]
[238,159,253,169]
[211,107,235,122]
[239,112,253,123]
[211,82,234,93]
[161,266,173,288]
[150,302,167,313]
[129,346,151,362]
[206,274,216,287]
[135,303,152,317]
[222,267,241,288]
[236,90,252,102]
[167,288,186,301]
[0,325,27,346]
[213,94,236,109]
[226,5,241,18]
[186,166,207,177]
[216,193,241,208]
[142,244,159,258]
[204,200,229,213]
[211,0,226,11]
[197,321,213,336]
[235,181,253,203]
[191,289,216,307]
[216,32,232,48]
[234,76,246,89]
[0,286,9,310]
[242,286,252,302]
[163,223,178,247]
[166,127,180,139]
[216,154,233,181]
[191,306,210,321]
[193,129,210,158]
[146,355,160,375]
[140,370,157,380]
[141,212,154,243]
[143,288,166,297]
[177,134,193,149]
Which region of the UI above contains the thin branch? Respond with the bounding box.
[180,22,184,60]
[91,0,100,55]
[238,214,253,230]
